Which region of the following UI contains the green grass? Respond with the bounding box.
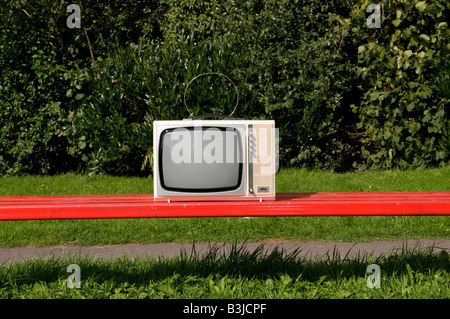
[277,166,450,192]
[2,166,449,196]
[0,167,449,247]
[0,242,449,298]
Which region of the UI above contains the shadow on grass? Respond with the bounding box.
[1,241,449,287]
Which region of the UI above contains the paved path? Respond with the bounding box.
[1,239,449,264]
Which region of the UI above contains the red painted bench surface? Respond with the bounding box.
[0,192,449,220]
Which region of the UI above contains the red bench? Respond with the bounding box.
[0,192,449,220]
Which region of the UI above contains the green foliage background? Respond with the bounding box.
[0,0,448,176]
[349,0,449,169]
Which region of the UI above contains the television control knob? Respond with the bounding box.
[249,187,254,193]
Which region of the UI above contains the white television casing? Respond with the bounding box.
[153,120,277,202]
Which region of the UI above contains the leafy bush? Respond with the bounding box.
[0,1,87,174]
[160,0,223,42]
[63,34,243,175]
[215,0,361,169]
[0,0,167,175]
[347,0,449,169]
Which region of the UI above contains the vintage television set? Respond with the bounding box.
[153,119,277,202]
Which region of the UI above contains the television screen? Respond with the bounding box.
[159,127,243,192]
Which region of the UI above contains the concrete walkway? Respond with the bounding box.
[1,239,449,264]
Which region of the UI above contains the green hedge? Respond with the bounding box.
[347,0,449,169]
[216,0,360,169]
[0,1,84,174]
[63,35,244,175]
[0,0,448,176]
[0,0,166,175]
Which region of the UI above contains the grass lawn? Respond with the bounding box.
[0,242,449,299]
[0,167,449,247]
